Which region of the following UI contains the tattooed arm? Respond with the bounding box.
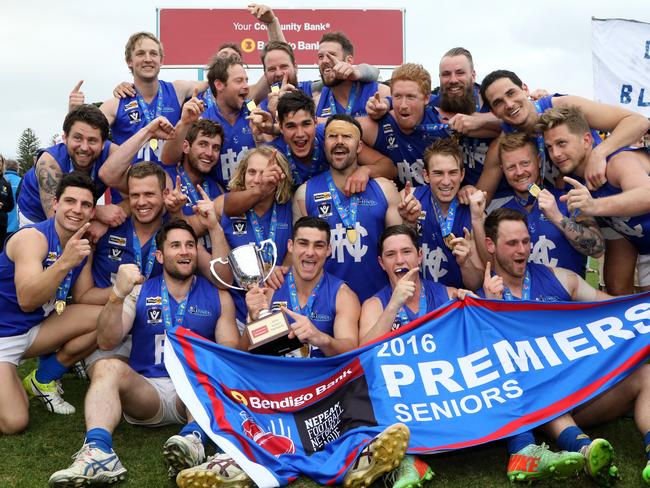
[35,153,63,218]
[558,216,605,258]
[537,188,605,258]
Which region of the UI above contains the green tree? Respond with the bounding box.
[16,128,41,176]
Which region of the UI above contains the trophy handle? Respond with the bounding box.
[209,257,245,291]
[258,239,278,284]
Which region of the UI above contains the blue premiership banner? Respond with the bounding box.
[165,294,650,487]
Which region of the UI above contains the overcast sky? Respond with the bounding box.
[1,0,648,158]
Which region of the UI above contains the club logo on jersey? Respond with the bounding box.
[46,251,58,264]
[108,235,127,247]
[232,220,247,235]
[387,135,398,150]
[189,305,211,317]
[317,202,332,218]
[382,123,393,134]
[146,296,162,306]
[124,101,138,111]
[321,107,332,117]
[147,307,162,324]
[128,111,141,124]
[313,192,332,202]
[108,247,123,262]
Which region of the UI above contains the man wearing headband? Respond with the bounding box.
[294,114,418,302]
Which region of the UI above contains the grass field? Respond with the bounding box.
[0,360,648,488]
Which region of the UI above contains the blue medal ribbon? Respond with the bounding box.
[177,165,209,206]
[160,276,195,330]
[130,219,157,279]
[396,283,427,326]
[55,243,73,304]
[532,100,550,185]
[135,84,163,124]
[287,270,324,318]
[247,203,277,263]
[431,196,458,237]
[502,267,531,301]
[327,82,358,115]
[513,193,535,208]
[325,172,358,235]
[414,123,452,138]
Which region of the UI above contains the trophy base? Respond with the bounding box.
[246,310,302,356]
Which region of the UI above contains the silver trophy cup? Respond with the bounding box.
[210,239,277,296]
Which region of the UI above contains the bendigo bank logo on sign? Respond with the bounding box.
[221,359,376,454]
[223,358,364,413]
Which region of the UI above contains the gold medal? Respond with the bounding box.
[443,232,456,250]
[346,228,357,244]
[55,300,66,316]
[527,183,541,198]
[149,139,158,151]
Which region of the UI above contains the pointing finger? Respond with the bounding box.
[72,80,84,93]
[563,176,586,190]
[175,175,182,190]
[280,305,301,320]
[73,222,91,239]
[196,184,210,200]
[484,261,492,281]
[402,267,419,281]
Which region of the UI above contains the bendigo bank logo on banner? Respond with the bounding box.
[223,358,377,454]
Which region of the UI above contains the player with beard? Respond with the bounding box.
[432,48,509,199]
[294,115,415,302]
[477,69,650,201]
[258,39,382,118]
[360,63,494,189]
[161,56,255,190]
[314,32,390,119]
[538,105,650,295]
[162,117,225,219]
[480,208,650,485]
[177,218,407,488]
[244,90,396,193]
[497,132,605,276]
[49,220,240,486]
[17,105,129,230]
[0,173,101,425]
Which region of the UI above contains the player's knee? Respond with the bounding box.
[0,409,29,435]
[91,357,130,382]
